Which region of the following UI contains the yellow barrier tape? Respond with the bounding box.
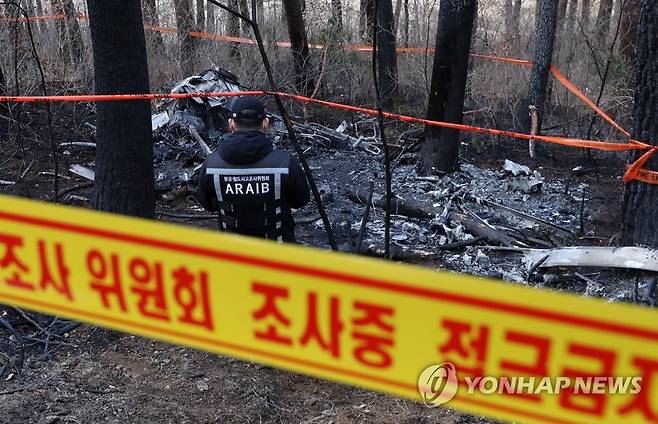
[0,194,657,424]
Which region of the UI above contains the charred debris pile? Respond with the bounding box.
[58,68,657,305]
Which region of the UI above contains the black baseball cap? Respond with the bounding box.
[230,96,267,123]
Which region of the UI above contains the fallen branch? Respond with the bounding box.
[474,196,575,236]
[346,189,516,246]
[59,142,96,148]
[58,182,94,197]
[436,236,486,250]
[354,181,375,253]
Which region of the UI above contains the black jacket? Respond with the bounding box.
[197,130,310,241]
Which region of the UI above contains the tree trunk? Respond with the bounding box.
[518,0,558,133]
[0,64,7,136]
[623,0,658,246]
[595,0,614,41]
[566,0,578,36]
[62,0,83,59]
[142,0,165,50]
[581,0,590,30]
[239,0,250,34]
[619,0,640,63]
[331,0,343,28]
[29,0,44,34]
[34,0,45,19]
[196,0,206,30]
[418,0,477,175]
[256,0,265,25]
[403,0,409,47]
[360,0,375,40]
[504,0,523,53]
[226,0,241,57]
[282,0,314,95]
[360,0,367,35]
[86,0,154,219]
[174,0,196,76]
[49,0,72,62]
[394,0,402,32]
[376,0,398,111]
[557,0,568,32]
[206,0,216,32]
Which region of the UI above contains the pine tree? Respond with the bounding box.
[419,0,477,174]
[86,0,155,218]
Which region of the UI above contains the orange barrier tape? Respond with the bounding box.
[549,66,631,138]
[0,90,652,184]
[627,165,658,185]
[2,13,646,181]
[6,13,631,136]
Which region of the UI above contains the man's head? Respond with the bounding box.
[228,96,269,133]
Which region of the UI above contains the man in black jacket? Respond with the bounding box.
[196,96,310,242]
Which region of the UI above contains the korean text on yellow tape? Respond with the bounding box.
[0,194,657,424]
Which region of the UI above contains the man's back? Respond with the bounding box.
[197,130,310,242]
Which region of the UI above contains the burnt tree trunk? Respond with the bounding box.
[418,0,477,175]
[86,0,154,218]
[282,0,314,95]
[376,0,398,111]
[595,0,613,41]
[174,0,196,76]
[519,0,558,133]
[623,0,658,246]
[620,0,640,63]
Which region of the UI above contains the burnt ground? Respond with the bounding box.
[0,101,651,424]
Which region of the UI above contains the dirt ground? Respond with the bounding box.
[0,101,643,424]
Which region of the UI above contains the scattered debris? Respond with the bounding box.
[151,111,170,131]
[523,247,658,272]
[150,68,389,200]
[68,165,95,181]
[503,159,531,176]
[59,142,96,149]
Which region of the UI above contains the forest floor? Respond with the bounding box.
[0,100,646,424]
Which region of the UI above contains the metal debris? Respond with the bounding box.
[68,165,95,181]
[523,247,658,272]
[503,159,531,176]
